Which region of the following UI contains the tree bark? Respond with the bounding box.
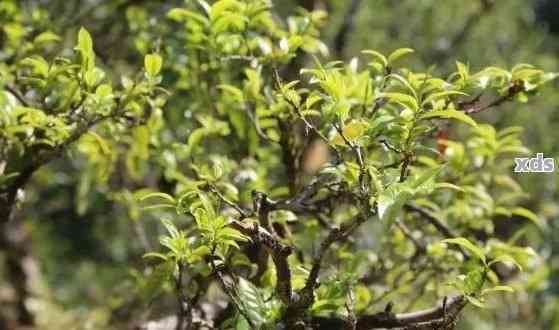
[0,219,38,326]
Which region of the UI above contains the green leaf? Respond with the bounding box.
[78,27,93,54]
[21,55,50,78]
[237,277,267,325]
[84,131,111,155]
[488,255,523,271]
[218,84,244,102]
[367,166,384,196]
[139,192,177,204]
[77,27,95,70]
[410,166,443,190]
[387,48,414,64]
[332,120,369,146]
[481,285,514,296]
[510,207,540,226]
[145,53,163,77]
[421,109,478,127]
[143,252,169,261]
[362,50,387,67]
[456,61,469,81]
[464,268,485,294]
[141,204,177,211]
[465,295,486,308]
[197,191,216,218]
[167,8,209,25]
[140,261,174,302]
[442,238,486,264]
[34,31,61,44]
[95,83,113,99]
[0,172,19,186]
[434,182,464,192]
[81,68,106,89]
[218,227,249,244]
[160,218,180,239]
[377,166,443,226]
[388,73,417,99]
[191,245,211,259]
[381,92,419,111]
[421,91,469,106]
[377,185,414,226]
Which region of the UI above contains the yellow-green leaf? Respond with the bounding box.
[422,109,477,127]
[145,53,163,77]
[362,50,387,67]
[442,237,486,264]
[465,295,486,308]
[332,120,370,145]
[482,285,514,296]
[510,207,540,226]
[381,92,419,111]
[488,254,523,271]
[139,192,176,204]
[34,31,61,44]
[388,48,414,64]
[77,27,95,70]
[167,8,209,25]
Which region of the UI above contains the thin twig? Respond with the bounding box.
[209,185,250,219]
[395,220,425,255]
[5,84,29,107]
[229,219,293,305]
[460,81,524,114]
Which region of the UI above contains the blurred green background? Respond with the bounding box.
[1,0,558,329]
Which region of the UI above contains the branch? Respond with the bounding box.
[404,204,470,259]
[271,174,336,213]
[405,204,517,280]
[247,190,277,282]
[333,123,366,191]
[275,71,341,163]
[277,117,299,194]
[210,185,250,219]
[355,295,466,329]
[174,263,190,330]
[229,219,293,304]
[459,81,525,114]
[295,213,369,312]
[404,204,457,239]
[311,295,466,330]
[395,220,426,257]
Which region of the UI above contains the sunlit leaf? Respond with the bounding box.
[421,109,478,127]
[387,48,414,64]
[145,53,163,77]
[442,238,486,264]
[482,285,514,296]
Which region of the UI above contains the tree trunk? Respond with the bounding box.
[0,210,37,326]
